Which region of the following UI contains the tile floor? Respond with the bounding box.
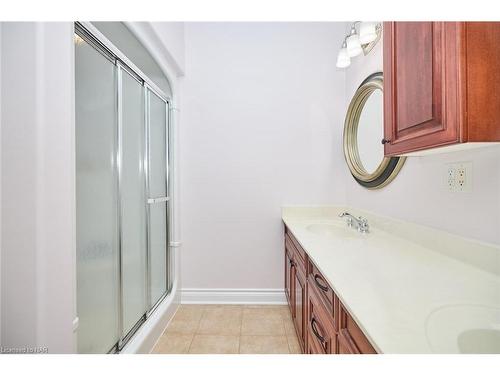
[152,304,302,354]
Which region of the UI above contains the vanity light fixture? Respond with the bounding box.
[336,39,351,68]
[359,22,378,44]
[336,22,382,69]
[346,24,363,57]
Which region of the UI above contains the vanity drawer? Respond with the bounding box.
[308,260,336,322]
[307,284,337,354]
[285,229,307,271]
[338,303,377,354]
[307,329,326,354]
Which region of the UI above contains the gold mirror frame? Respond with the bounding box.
[343,72,406,189]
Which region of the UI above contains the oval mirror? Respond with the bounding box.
[343,72,405,189]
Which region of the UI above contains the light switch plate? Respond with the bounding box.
[446,161,472,192]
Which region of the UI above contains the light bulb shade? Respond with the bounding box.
[359,22,378,44]
[336,47,351,68]
[346,33,362,57]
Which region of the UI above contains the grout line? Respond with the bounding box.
[185,334,195,354]
[187,304,205,354]
[238,305,243,353]
[194,304,205,335]
[280,308,291,354]
[285,334,292,354]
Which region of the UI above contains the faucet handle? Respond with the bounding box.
[358,217,369,233]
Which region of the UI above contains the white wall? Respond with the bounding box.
[180,22,500,297]
[181,22,347,291]
[1,22,39,349]
[344,36,500,245]
[150,22,185,75]
[1,22,76,352]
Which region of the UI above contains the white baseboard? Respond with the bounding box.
[181,288,287,305]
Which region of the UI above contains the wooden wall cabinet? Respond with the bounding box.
[383,22,500,156]
[284,225,377,354]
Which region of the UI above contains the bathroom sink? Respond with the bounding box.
[425,304,500,353]
[306,223,362,239]
[457,329,500,354]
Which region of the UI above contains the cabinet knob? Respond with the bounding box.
[381,138,391,145]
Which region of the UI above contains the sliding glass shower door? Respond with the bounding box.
[75,24,171,353]
[119,67,148,339]
[147,89,169,309]
[75,35,120,354]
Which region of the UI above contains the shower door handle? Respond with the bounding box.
[147,196,170,204]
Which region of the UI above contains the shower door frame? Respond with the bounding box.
[75,21,173,353]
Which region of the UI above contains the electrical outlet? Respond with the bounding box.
[446,162,472,192]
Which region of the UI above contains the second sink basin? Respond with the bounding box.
[425,304,500,353]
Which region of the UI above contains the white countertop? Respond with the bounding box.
[282,206,500,353]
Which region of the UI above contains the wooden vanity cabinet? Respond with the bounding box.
[383,22,500,156]
[284,224,378,354]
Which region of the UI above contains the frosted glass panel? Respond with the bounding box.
[120,70,147,336]
[75,37,119,353]
[148,91,168,306]
[149,203,168,305]
[149,93,167,198]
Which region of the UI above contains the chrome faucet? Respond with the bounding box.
[339,212,370,233]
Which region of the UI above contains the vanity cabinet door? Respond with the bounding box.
[285,246,293,311]
[307,330,325,354]
[338,336,353,354]
[338,303,377,354]
[384,22,500,156]
[383,22,462,155]
[293,265,306,351]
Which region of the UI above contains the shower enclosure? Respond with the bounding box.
[75,22,173,353]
